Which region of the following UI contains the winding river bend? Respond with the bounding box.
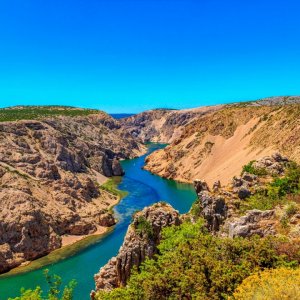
[0,144,196,300]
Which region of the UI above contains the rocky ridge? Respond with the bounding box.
[247,95,300,106]
[0,111,145,273]
[92,203,181,295]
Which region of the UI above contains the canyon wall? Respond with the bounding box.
[0,110,145,273]
[130,98,300,185]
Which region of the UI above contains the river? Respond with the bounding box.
[0,143,196,299]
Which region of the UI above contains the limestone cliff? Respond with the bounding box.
[92,203,181,294]
[0,109,145,273]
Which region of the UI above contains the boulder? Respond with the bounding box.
[232,176,244,188]
[228,209,276,238]
[242,172,257,183]
[253,153,289,175]
[237,187,251,200]
[112,158,124,176]
[194,179,210,193]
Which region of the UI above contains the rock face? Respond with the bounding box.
[231,172,258,200]
[228,210,276,238]
[253,152,289,175]
[93,203,181,292]
[121,106,222,143]
[111,158,124,176]
[0,112,145,273]
[194,179,227,232]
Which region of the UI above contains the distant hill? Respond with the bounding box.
[0,106,101,122]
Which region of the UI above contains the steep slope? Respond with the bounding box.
[0,107,145,273]
[143,101,300,185]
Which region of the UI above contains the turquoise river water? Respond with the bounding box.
[0,143,196,299]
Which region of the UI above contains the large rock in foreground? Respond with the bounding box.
[93,203,181,293]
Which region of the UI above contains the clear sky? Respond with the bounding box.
[1,0,300,113]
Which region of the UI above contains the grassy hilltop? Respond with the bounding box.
[0,106,100,122]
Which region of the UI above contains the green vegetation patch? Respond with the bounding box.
[99,177,128,199]
[0,106,100,122]
[241,162,300,212]
[96,220,299,300]
[134,216,154,239]
[242,160,268,176]
[189,199,202,217]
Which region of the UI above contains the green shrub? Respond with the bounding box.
[285,202,299,217]
[241,161,300,212]
[9,287,43,300]
[189,199,202,217]
[271,162,300,196]
[135,216,153,239]
[280,215,289,229]
[242,161,267,176]
[240,189,283,212]
[9,270,76,300]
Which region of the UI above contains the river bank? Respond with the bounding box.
[0,177,125,278]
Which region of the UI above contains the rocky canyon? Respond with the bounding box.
[0,107,145,273]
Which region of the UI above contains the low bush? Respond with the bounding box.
[242,161,267,176]
[232,268,300,300]
[241,190,283,212]
[285,201,298,217]
[241,161,300,212]
[135,216,153,239]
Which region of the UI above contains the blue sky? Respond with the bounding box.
[0,0,300,113]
